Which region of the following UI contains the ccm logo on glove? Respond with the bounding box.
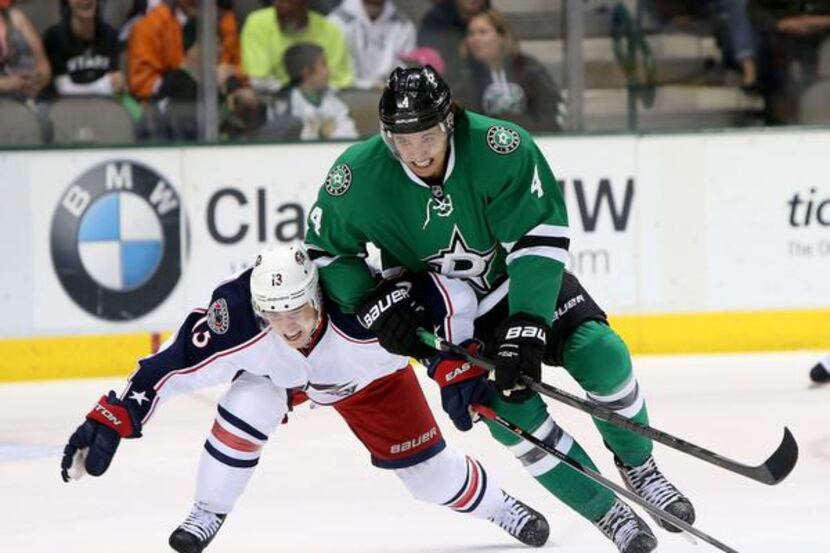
[504,325,547,341]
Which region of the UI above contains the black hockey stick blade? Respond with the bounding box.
[417,329,799,485]
[473,404,741,553]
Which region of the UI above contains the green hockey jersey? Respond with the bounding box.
[305,111,569,323]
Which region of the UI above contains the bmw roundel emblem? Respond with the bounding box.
[50,160,184,320]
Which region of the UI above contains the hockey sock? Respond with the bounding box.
[395,446,504,519]
[195,404,272,514]
[484,393,616,521]
[563,321,653,467]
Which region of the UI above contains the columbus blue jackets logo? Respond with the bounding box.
[50,160,184,320]
[486,125,521,155]
[207,298,230,335]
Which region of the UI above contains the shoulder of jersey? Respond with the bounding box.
[463,111,531,157]
[321,135,392,200]
[204,268,263,341]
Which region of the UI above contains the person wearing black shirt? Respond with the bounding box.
[42,0,122,98]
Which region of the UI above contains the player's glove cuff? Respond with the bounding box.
[86,391,143,439]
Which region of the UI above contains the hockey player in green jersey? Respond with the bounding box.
[305,66,694,553]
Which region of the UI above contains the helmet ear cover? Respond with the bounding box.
[250,242,321,316]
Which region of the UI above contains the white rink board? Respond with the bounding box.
[1,128,830,338]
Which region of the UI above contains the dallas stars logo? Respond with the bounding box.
[486,125,521,155]
[423,227,496,292]
[325,163,352,196]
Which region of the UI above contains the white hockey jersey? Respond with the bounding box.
[123,269,477,425]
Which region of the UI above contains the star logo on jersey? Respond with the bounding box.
[423,227,496,293]
[324,163,352,196]
[128,390,149,406]
[486,125,521,155]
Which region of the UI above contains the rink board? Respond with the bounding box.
[1,128,829,379]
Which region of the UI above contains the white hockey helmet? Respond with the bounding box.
[250,242,321,315]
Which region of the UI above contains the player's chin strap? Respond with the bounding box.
[416,329,798,487]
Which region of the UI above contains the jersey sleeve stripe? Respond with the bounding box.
[505,246,569,266]
[511,235,570,253]
[501,224,570,251]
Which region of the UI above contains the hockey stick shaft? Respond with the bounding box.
[472,404,740,553]
[418,329,797,485]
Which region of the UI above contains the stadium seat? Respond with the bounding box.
[0,98,44,146]
[799,79,830,125]
[50,97,135,145]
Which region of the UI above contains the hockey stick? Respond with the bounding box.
[417,329,798,486]
[472,404,740,553]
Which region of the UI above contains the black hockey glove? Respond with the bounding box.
[428,341,495,431]
[493,313,548,402]
[61,391,142,483]
[356,276,437,359]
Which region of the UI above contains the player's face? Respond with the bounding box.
[263,303,319,349]
[390,126,449,179]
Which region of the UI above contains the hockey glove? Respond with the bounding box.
[61,391,142,483]
[356,276,436,359]
[428,341,495,431]
[493,313,548,402]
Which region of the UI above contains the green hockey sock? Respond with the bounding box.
[484,393,615,521]
[563,321,653,467]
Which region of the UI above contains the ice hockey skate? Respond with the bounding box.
[487,492,550,547]
[168,504,227,553]
[810,361,830,384]
[594,499,657,553]
[616,455,695,532]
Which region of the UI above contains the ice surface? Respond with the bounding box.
[1,351,826,552]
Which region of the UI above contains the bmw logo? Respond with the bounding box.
[50,160,184,320]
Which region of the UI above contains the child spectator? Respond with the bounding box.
[455,9,564,132]
[268,42,357,139]
[42,0,123,98]
[0,0,51,100]
[241,0,353,92]
[328,0,415,90]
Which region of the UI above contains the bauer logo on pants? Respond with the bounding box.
[50,160,184,321]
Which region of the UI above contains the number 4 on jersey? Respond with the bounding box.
[530,166,543,198]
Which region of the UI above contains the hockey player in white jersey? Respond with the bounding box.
[60,242,550,552]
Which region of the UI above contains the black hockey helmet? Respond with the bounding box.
[378,65,454,135]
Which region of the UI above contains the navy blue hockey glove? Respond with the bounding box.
[428,341,495,431]
[357,276,437,360]
[493,314,547,402]
[61,391,142,483]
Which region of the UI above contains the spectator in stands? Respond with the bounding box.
[128,0,252,140]
[328,0,415,90]
[418,0,489,88]
[642,0,758,89]
[0,0,51,100]
[749,0,830,124]
[241,0,353,93]
[267,42,357,139]
[42,0,122,98]
[455,9,564,133]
